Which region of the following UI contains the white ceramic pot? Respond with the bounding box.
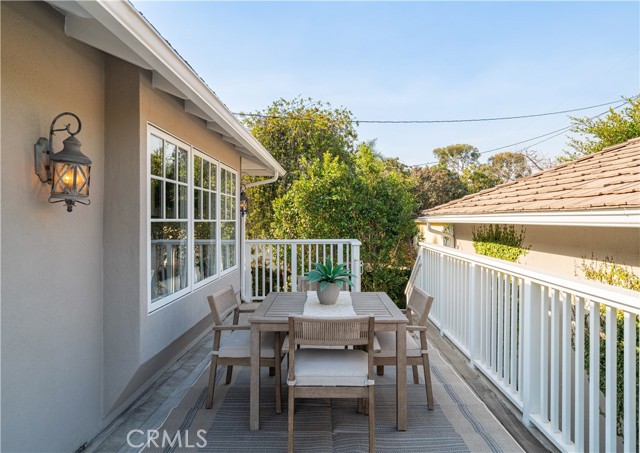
[317,283,340,305]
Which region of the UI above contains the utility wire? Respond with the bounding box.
[411,99,632,167]
[234,98,629,124]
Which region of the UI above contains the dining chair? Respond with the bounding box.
[205,286,282,413]
[287,315,375,453]
[373,286,435,409]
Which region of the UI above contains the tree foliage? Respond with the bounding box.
[460,164,501,194]
[563,95,640,161]
[272,144,419,306]
[433,143,480,174]
[411,166,468,210]
[243,97,358,238]
[487,152,532,183]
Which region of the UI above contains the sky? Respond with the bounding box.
[133,1,640,167]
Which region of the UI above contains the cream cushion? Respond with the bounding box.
[374,332,422,358]
[290,349,370,387]
[216,331,275,358]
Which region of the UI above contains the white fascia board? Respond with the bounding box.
[415,208,640,228]
[67,0,285,177]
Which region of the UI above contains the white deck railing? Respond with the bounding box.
[415,243,639,453]
[244,239,361,301]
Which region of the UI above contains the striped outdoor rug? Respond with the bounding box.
[147,348,523,452]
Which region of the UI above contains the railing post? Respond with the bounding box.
[522,278,541,427]
[291,244,298,292]
[469,262,480,369]
[351,240,361,292]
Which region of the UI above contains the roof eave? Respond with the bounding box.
[53,0,285,177]
[415,208,640,228]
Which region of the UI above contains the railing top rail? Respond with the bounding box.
[246,239,362,246]
[419,242,640,313]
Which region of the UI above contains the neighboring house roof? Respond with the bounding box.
[46,0,285,178]
[417,138,640,227]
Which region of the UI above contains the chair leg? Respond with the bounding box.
[275,332,282,414]
[288,388,295,453]
[376,365,384,376]
[275,362,282,414]
[206,355,218,409]
[225,365,233,384]
[412,364,419,384]
[368,386,375,453]
[423,353,434,410]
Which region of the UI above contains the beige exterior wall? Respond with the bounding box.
[1,2,106,450]
[102,63,242,414]
[418,220,640,279]
[2,2,245,450]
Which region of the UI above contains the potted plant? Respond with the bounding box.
[306,259,355,305]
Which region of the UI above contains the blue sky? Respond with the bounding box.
[133,1,639,166]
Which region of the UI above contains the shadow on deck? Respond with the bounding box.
[87,323,554,452]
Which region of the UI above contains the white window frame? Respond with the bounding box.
[147,124,239,313]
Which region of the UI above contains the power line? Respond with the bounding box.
[234,98,628,124]
[411,99,631,167]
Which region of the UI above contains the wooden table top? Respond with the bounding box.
[249,291,407,325]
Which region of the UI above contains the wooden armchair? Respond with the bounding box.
[287,315,375,453]
[206,286,282,413]
[374,286,435,409]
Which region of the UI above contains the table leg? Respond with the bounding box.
[396,323,407,431]
[250,325,260,430]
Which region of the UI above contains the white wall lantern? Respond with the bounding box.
[34,112,92,212]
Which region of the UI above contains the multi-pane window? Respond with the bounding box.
[148,127,238,310]
[194,153,217,283]
[150,134,189,302]
[220,168,237,271]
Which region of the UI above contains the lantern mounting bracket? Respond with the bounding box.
[35,112,82,183]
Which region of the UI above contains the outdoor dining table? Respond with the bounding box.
[249,291,408,431]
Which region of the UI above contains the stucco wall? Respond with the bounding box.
[1,2,105,451]
[2,2,247,449]
[419,221,640,279]
[101,61,242,414]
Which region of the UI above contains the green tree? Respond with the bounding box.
[460,164,501,194]
[243,97,358,238]
[433,143,480,174]
[563,95,640,161]
[411,166,468,210]
[487,152,532,183]
[272,144,419,306]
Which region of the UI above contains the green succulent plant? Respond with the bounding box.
[306,259,355,291]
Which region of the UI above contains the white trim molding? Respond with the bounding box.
[50,0,285,178]
[416,208,640,228]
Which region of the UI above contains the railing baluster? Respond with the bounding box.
[498,272,504,379]
[574,297,585,451]
[510,276,518,390]
[261,244,266,298]
[623,312,637,452]
[589,300,600,452]
[605,306,618,452]
[518,279,524,396]
[504,273,511,383]
[561,292,571,444]
[523,279,541,427]
[550,289,560,432]
[541,286,549,423]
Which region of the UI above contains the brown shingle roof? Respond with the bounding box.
[421,138,640,217]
